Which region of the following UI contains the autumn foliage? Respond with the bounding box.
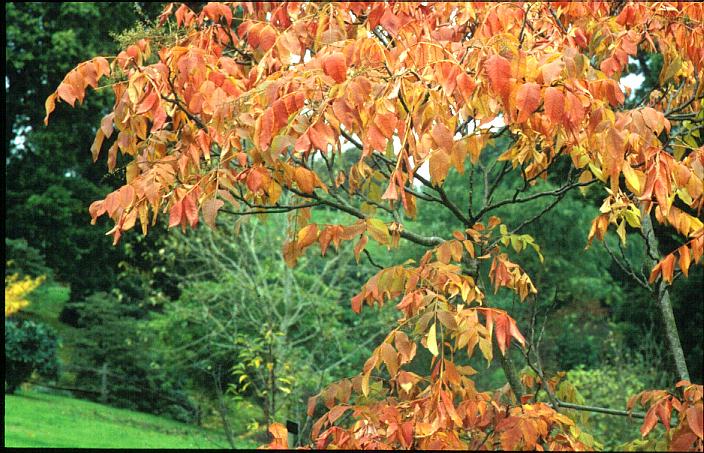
[5,272,45,317]
[46,1,703,450]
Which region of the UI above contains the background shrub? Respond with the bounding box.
[5,319,60,394]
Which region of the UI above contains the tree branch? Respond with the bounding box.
[640,204,691,382]
[553,400,646,419]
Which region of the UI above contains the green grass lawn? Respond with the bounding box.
[4,388,257,449]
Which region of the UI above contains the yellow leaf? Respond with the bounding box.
[366,218,390,245]
[361,371,370,397]
[623,206,641,228]
[622,162,641,194]
[616,220,627,245]
[427,322,439,356]
[588,162,605,182]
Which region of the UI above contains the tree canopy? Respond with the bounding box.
[45,2,703,450]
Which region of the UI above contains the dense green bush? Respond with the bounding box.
[5,319,60,394]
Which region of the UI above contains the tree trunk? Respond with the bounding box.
[640,205,691,383]
[99,362,108,403]
[497,343,525,401]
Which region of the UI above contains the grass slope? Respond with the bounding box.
[4,389,257,449]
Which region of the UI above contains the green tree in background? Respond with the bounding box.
[150,215,396,443]
[5,2,163,305]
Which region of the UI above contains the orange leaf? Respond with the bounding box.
[515,82,541,123]
[429,148,451,185]
[660,253,676,283]
[44,93,57,125]
[259,108,275,149]
[183,194,199,228]
[641,408,659,437]
[322,52,347,84]
[168,200,183,228]
[294,166,317,193]
[376,112,397,139]
[328,405,349,424]
[456,72,476,103]
[679,245,691,278]
[259,25,277,51]
[267,422,288,449]
[687,405,703,439]
[484,54,512,102]
[307,395,318,417]
[57,82,78,107]
[202,198,224,228]
[431,123,454,153]
[353,234,368,263]
[544,87,565,125]
[91,129,105,162]
[309,121,335,152]
[297,224,319,249]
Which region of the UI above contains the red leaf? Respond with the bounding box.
[484,55,512,102]
[328,405,349,424]
[183,194,199,228]
[456,72,476,103]
[169,200,183,228]
[309,121,335,152]
[379,9,404,36]
[247,168,264,192]
[600,56,621,77]
[259,108,275,149]
[564,90,585,129]
[544,87,565,125]
[322,52,347,84]
[687,405,703,439]
[259,25,277,51]
[641,408,659,437]
[495,313,509,355]
[515,82,541,123]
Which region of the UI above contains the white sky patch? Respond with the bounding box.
[12,134,27,151]
[619,57,645,99]
[620,72,645,99]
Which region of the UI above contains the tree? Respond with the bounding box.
[151,216,394,444]
[6,2,164,304]
[68,291,195,422]
[46,2,703,450]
